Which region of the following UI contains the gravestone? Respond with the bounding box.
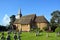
[18,32,21,40]
[18,35,21,40]
[6,34,11,40]
[14,33,17,40]
[56,32,60,37]
[46,33,49,37]
[36,31,39,36]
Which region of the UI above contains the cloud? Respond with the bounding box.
[2,14,10,26]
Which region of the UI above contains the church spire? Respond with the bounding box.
[18,9,22,17]
[16,9,22,19]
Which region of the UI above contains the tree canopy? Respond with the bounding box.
[50,10,60,32]
[9,15,16,30]
[10,15,16,25]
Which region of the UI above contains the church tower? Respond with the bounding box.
[16,9,22,19]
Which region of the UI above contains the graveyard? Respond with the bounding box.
[0,31,60,40]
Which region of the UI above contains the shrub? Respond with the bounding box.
[43,26,48,31]
[30,27,41,33]
[55,27,60,36]
[55,27,60,33]
[35,28,40,32]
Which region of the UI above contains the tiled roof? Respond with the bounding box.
[35,16,48,23]
[14,14,49,24]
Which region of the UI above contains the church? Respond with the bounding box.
[13,9,49,32]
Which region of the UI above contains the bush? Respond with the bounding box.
[55,27,60,36]
[30,28,40,33]
[35,28,40,32]
[43,26,48,31]
[55,27,60,33]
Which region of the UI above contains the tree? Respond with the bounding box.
[0,25,8,31]
[51,10,60,23]
[10,15,16,24]
[9,15,16,30]
[50,10,60,32]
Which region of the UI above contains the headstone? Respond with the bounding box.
[6,34,11,40]
[56,32,60,37]
[18,35,21,40]
[14,34,17,40]
[18,32,20,35]
[36,31,39,36]
[18,32,21,40]
[46,33,49,37]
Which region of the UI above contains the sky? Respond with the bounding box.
[0,0,60,26]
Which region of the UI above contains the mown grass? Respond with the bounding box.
[0,32,60,40]
[21,32,60,40]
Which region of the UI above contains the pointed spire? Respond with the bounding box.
[18,8,22,17]
[16,8,22,19]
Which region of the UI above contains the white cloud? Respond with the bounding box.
[2,14,10,26]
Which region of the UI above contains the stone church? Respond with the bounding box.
[13,9,49,32]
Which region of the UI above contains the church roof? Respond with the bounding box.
[14,14,49,24]
[35,16,48,23]
[14,19,21,24]
[14,14,36,24]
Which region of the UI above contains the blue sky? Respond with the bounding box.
[0,0,60,25]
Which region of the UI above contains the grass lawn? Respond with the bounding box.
[21,32,60,40]
[0,32,60,40]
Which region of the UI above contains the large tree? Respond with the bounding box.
[10,15,16,24]
[50,10,60,31]
[9,15,16,30]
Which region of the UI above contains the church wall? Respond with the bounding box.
[13,24,21,31]
[21,24,30,32]
[36,23,48,30]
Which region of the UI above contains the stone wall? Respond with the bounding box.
[14,23,48,31]
[36,23,48,30]
[21,24,30,32]
[14,24,30,32]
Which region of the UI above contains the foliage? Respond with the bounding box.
[55,26,60,36]
[50,10,60,32]
[30,28,40,32]
[55,27,60,33]
[10,15,16,24]
[43,26,48,31]
[0,25,8,31]
[9,15,16,30]
[34,28,40,32]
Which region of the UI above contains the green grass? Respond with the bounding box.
[21,32,60,40]
[0,32,60,40]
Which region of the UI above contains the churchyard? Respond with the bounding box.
[0,31,60,40]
